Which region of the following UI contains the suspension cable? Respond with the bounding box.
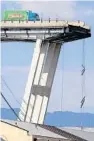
[61,44,65,111]
[80,39,86,129]
[0,91,21,121]
[1,75,22,107]
[1,75,34,108]
[1,75,33,120]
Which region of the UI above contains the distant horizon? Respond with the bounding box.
[1,108,94,114]
[1,108,94,127]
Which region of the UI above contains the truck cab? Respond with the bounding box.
[28,11,40,21]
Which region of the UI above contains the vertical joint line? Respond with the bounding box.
[24,40,42,121]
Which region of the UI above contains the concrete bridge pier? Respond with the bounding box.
[19,39,62,124]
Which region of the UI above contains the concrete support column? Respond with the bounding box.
[25,41,49,122]
[30,43,56,123]
[19,39,42,121]
[38,43,61,124]
[19,39,62,124]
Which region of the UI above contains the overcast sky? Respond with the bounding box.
[1,1,94,113]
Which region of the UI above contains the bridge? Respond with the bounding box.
[1,20,91,124]
[1,20,90,42]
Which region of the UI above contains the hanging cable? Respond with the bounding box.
[1,75,22,107]
[1,75,33,120]
[61,44,65,111]
[0,91,21,121]
[80,39,86,129]
[1,75,34,108]
[81,39,86,107]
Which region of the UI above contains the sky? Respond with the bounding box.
[1,1,94,113]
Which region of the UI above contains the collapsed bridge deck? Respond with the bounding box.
[1,20,91,43]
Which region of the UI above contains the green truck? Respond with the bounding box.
[3,11,28,21]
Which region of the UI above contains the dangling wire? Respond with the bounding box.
[80,39,86,129]
[0,91,21,121]
[1,75,32,120]
[1,75,34,108]
[1,75,22,107]
[61,44,65,111]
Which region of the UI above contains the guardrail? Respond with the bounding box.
[0,20,90,30]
